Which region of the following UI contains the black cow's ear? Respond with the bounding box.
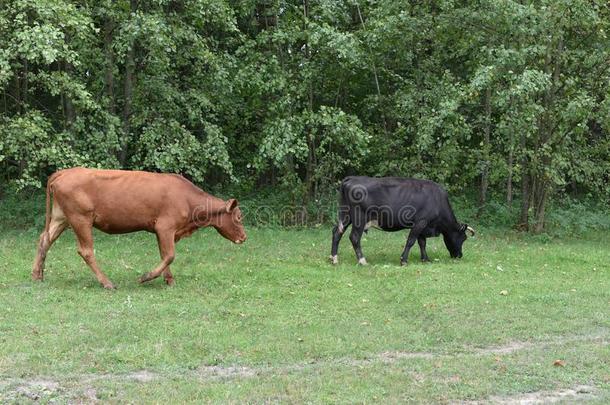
[226,198,238,213]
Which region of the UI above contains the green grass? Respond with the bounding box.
[0,226,608,403]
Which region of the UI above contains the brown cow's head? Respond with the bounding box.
[214,199,247,244]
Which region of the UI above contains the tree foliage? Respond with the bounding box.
[1,0,609,231]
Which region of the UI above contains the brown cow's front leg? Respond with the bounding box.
[163,267,175,286]
[71,218,115,289]
[159,233,176,286]
[139,230,175,284]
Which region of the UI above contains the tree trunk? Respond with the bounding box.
[356,3,387,133]
[104,17,116,114]
[529,37,562,233]
[506,140,513,207]
[23,59,28,108]
[302,0,315,205]
[305,134,315,203]
[477,87,491,218]
[518,131,530,230]
[120,0,137,167]
[15,65,21,114]
[518,174,530,231]
[533,180,548,233]
[63,61,76,128]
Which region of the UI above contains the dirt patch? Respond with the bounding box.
[377,351,436,362]
[82,387,98,402]
[126,370,158,383]
[1,379,60,402]
[197,365,259,379]
[473,341,535,356]
[469,333,608,357]
[1,332,606,401]
[459,385,597,404]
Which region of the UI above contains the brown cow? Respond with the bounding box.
[32,167,247,289]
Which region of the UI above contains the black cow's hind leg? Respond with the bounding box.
[330,209,351,265]
[330,222,350,265]
[349,226,367,265]
[418,237,430,262]
[401,221,428,266]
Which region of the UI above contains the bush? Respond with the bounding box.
[0,187,46,230]
[1,186,607,236]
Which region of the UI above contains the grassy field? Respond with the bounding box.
[0,226,608,403]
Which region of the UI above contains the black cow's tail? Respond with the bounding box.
[336,178,353,232]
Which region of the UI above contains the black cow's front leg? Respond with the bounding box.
[418,237,430,262]
[349,226,367,265]
[401,221,428,266]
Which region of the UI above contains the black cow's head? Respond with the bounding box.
[443,224,475,258]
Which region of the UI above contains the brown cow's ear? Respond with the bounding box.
[225,198,238,213]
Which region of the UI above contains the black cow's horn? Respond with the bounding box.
[466,226,475,236]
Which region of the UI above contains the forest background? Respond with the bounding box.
[1,0,609,233]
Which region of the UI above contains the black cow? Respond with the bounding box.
[330,176,475,265]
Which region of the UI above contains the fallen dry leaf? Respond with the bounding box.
[499,290,509,296]
[449,375,461,383]
[553,359,566,367]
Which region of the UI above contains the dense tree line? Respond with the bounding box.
[1,0,609,231]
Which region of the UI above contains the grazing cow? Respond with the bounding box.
[32,168,247,289]
[330,176,474,265]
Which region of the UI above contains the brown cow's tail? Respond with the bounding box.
[43,171,61,231]
[33,171,61,280]
[43,177,52,231]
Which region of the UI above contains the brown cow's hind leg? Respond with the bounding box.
[71,218,115,289]
[139,230,175,284]
[32,207,67,281]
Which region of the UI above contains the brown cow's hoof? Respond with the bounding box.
[102,282,116,290]
[138,273,150,284]
[32,274,44,282]
[165,278,175,286]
